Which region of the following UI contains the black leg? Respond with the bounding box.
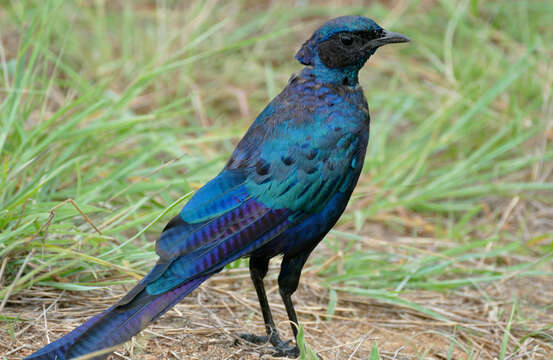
[239,256,299,358]
[240,256,277,343]
[275,251,313,358]
[280,290,299,339]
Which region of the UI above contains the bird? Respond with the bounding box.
[25,15,409,360]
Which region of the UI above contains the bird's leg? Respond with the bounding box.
[240,256,286,347]
[272,251,313,358]
[280,289,299,339]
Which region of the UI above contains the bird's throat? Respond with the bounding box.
[303,66,360,87]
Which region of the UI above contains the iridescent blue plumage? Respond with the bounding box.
[26,15,408,359]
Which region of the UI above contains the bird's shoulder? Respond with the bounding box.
[275,70,370,128]
[224,70,369,213]
[227,70,369,170]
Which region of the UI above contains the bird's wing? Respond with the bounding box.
[145,98,366,296]
[242,118,364,215]
[230,93,367,214]
[146,167,300,295]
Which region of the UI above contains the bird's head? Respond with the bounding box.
[296,16,409,85]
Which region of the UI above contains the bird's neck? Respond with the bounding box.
[301,64,362,87]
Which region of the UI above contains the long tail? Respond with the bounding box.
[25,274,209,360]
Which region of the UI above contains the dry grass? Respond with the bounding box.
[5,235,553,359]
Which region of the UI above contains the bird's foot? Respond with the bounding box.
[238,332,299,358]
[271,342,300,358]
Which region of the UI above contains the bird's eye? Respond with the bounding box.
[340,34,354,46]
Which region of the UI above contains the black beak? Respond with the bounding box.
[366,30,410,48]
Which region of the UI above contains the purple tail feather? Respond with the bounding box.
[25,275,209,360]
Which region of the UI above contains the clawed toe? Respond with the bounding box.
[237,332,300,358]
[272,344,300,358]
[239,333,270,345]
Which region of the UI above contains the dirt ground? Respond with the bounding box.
[4,263,553,360]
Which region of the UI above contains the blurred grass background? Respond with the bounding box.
[0,0,552,358]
